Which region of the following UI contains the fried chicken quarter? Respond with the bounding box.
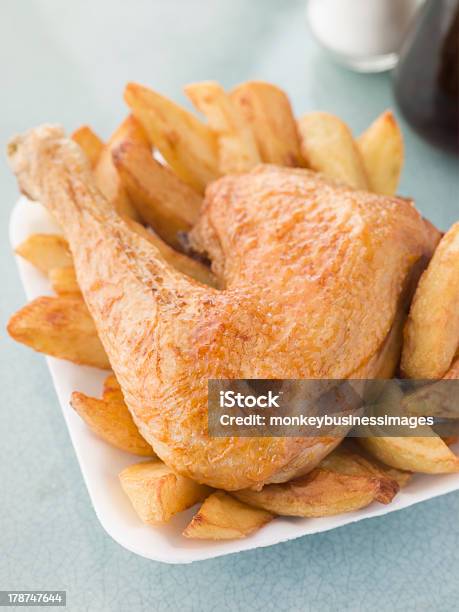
[8,125,437,490]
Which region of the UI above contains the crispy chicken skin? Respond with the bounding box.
[8,126,438,490]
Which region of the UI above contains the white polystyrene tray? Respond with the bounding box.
[9,196,459,563]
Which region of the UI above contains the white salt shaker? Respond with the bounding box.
[307,0,423,72]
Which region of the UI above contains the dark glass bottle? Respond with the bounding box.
[393,0,459,154]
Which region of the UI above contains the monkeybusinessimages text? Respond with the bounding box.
[217,390,434,430]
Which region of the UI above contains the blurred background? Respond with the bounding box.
[1,1,458,611]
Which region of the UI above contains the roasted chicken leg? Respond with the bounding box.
[8,126,438,490]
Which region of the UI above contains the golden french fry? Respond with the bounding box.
[103,372,124,404]
[297,112,368,189]
[380,466,412,488]
[19,226,215,292]
[359,383,459,474]
[71,386,155,457]
[232,445,399,517]
[183,491,273,540]
[94,115,148,220]
[71,125,104,168]
[344,440,412,488]
[113,140,201,249]
[357,110,404,196]
[402,221,459,379]
[7,296,109,369]
[230,80,303,166]
[359,436,459,474]
[15,234,72,274]
[16,235,82,295]
[185,81,261,174]
[124,82,219,192]
[119,460,211,524]
[403,358,459,419]
[124,217,218,288]
[49,266,80,296]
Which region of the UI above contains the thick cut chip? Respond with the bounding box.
[403,358,459,419]
[183,491,273,540]
[71,125,104,168]
[119,460,211,524]
[71,386,155,456]
[231,80,303,166]
[344,440,412,488]
[360,382,459,473]
[7,296,109,369]
[232,445,399,516]
[103,373,125,404]
[15,234,72,274]
[124,82,220,192]
[94,115,148,220]
[357,110,404,196]
[359,436,459,474]
[49,266,80,295]
[402,221,459,379]
[297,112,368,189]
[185,81,261,174]
[113,140,201,248]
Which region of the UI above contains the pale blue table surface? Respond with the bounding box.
[1,1,458,610]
